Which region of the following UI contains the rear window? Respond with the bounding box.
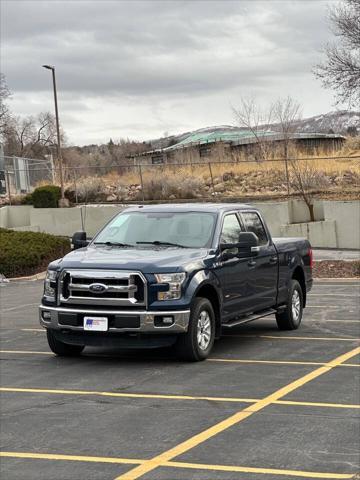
[241,212,268,246]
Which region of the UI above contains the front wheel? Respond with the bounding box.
[47,330,85,356]
[276,279,303,330]
[175,297,215,361]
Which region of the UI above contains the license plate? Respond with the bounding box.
[83,316,108,331]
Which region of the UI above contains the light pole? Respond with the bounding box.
[42,65,65,203]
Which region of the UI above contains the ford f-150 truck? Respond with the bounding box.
[40,203,313,361]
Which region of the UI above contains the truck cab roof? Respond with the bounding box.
[125,203,254,214]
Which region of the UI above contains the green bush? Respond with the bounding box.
[0,228,71,278]
[21,193,34,205]
[32,185,61,208]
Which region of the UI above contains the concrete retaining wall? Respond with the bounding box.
[288,199,324,223]
[252,201,290,237]
[1,200,359,249]
[323,201,360,249]
[280,220,337,248]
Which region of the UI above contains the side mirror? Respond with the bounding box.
[220,232,259,259]
[72,231,88,250]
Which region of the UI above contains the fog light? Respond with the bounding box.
[42,311,51,321]
[154,315,174,327]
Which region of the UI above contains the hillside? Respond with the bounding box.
[150,110,359,150]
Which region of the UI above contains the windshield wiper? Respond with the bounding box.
[136,241,187,248]
[93,241,134,248]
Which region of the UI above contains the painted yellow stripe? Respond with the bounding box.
[225,334,360,341]
[2,350,359,368]
[209,358,360,368]
[309,293,359,297]
[166,460,354,479]
[0,451,142,465]
[115,346,360,480]
[0,350,53,355]
[0,387,258,404]
[21,328,44,332]
[0,452,353,479]
[1,387,359,410]
[1,350,358,369]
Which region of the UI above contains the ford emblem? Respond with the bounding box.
[89,283,108,294]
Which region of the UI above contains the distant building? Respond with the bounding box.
[131,130,346,165]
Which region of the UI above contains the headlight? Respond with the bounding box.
[44,270,57,299]
[154,272,186,300]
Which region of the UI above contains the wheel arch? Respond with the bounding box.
[292,266,306,307]
[195,283,222,338]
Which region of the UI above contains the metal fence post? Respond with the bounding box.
[73,169,79,204]
[5,170,12,205]
[138,164,145,202]
[208,163,215,195]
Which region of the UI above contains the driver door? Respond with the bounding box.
[214,213,253,321]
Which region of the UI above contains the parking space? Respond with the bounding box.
[0,280,359,480]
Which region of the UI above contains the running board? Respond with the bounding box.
[222,308,277,328]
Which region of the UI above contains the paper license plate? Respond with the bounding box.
[83,316,108,331]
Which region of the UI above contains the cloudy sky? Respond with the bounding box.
[1,0,338,145]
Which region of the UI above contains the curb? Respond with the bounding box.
[313,277,360,282]
[9,271,47,282]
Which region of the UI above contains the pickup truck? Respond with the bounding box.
[40,203,313,361]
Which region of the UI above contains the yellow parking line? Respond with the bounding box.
[0,452,353,479]
[0,451,142,465]
[21,328,44,332]
[209,358,360,368]
[317,319,360,323]
[0,387,258,404]
[309,294,359,297]
[166,460,354,479]
[1,350,359,368]
[114,346,360,480]
[1,387,359,410]
[0,350,53,355]
[225,334,360,341]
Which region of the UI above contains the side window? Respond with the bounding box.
[221,214,243,244]
[242,212,268,246]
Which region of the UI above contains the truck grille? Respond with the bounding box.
[58,270,146,307]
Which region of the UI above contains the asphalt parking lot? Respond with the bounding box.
[0,279,359,480]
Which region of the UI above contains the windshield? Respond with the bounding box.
[93,211,216,248]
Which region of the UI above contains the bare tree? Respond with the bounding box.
[232,97,274,161]
[273,97,302,194]
[3,112,59,158]
[314,0,360,107]
[290,159,329,221]
[0,73,11,136]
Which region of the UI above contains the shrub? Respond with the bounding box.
[0,228,71,278]
[21,193,34,205]
[65,177,106,203]
[32,185,61,208]
[142,174,204,200]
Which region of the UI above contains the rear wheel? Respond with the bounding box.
[276,279,303,330]
[176,298,215,361]
[47,329,84,356]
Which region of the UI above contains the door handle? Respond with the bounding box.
[269,256,278,264]
[248,259,256,268]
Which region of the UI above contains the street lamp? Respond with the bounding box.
[42,64,65,203]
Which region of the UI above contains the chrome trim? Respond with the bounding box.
[39,305,190,333]
[58,269,147,308]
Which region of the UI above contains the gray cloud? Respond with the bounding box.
[1,0,336,144]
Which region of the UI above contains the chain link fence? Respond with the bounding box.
[1,154,359,205]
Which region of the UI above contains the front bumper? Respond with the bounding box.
[39,305,190,334]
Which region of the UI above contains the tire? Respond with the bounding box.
[175,297,215,361]
[276,279,303,330]
[47,329,85,356]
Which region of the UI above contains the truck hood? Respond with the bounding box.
[56,245,210,274]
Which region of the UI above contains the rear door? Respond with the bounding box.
[239,211,278,311]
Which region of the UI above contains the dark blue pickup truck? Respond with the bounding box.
[40,203,313,361]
